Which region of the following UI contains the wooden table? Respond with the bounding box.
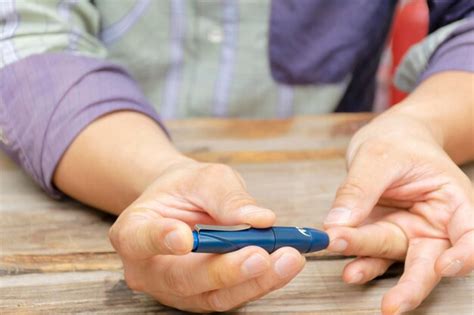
[1,114,473,314]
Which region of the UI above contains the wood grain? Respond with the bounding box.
[1,262,472,314]
[1,114,473,314]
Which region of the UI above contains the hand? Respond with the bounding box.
[108,158,305,312]
[323,111,474,314]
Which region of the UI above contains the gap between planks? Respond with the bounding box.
[0,250,347,275]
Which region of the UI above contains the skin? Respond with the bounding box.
[325,71,474,314]
[54,112,306,312]
[54,71,473,313]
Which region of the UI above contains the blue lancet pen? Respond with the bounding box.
[191,224,329,254]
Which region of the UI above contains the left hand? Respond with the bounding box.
[109,159,305,312]
[323,110,474,314]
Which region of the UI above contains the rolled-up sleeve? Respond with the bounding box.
[394,1,474,92]
[0,1,164,198]
[419,19,474,81]
[0,53,163,198]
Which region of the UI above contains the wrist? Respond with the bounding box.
[347,106,442,166]
[54,111,198,214]
[390,72,474,164]
[388,102,446,148]
[129,150,193,200]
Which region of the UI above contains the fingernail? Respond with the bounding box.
[441,259,463,276]
[239,205,274,220]
[330,238,348,252]
[347,272,364,284]
[274,253,301,279]
[164,230,185,253]
[324,207,352,225]
[241,254,269,277]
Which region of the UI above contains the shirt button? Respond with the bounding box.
[207,29,223,44]
[0,127,8,145]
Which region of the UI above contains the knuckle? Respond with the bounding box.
[221,190,255,210]
[370,222,406,259]
[124,270,144,292]
[109,224,127,254]
[252,276,270,292]
[192,163,241,192]
[377,240,394,258]
[376,229,394,257]
[460,176,473,193]
[201,163,234,178]
[208,263,230,288]
[336,180,366,200]
[347,237,366,256]
[207,293,232,312]
[108,225,119,249]
[117,229,139,258]
[164,267,193,297]
[358,138,392,158]
[124,278,143,292]
[230,168,247,188]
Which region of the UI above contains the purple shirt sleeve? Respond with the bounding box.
[420,18,474,82]
[0,52,165,198]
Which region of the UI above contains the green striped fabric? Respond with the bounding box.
[2,0,346,119]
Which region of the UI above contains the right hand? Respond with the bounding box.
[323,109,474,314]
[108,158,305,312]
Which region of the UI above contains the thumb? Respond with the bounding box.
[109,208,194,260]
[188,164,276,228]
[324,143,402,228]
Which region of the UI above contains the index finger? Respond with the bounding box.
[324,141,403,228]
[109,207,194,260]
[184,164,276,227]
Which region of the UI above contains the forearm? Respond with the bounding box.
[388,71,474,164]
[53,111,188,215]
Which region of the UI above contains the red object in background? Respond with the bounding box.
[390,0,429,105]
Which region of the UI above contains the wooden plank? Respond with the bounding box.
[167,114,372,155]
[0,252,121,275]
[0,261,472,314]
[0,270,171,314]
[1,114,474,314]
[0,203,115,256]
[0,159,345,274]
[0,160,345,258]
[184,147,345,164]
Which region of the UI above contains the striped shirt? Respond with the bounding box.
[0,0,473,196]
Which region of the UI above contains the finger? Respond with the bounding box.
[436,230,474,277]
[381,209,446,240]
[324,141,403,228]
[436,202,474,276]
[358,205,399,224]
[381,238,450,315]
[326,221,408,260]
[130,187,219,227]
[144,246,272,297]
[342,257,395,284]
[109,207,194,259]
[196,247,305,312]
[187,164,276,227]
